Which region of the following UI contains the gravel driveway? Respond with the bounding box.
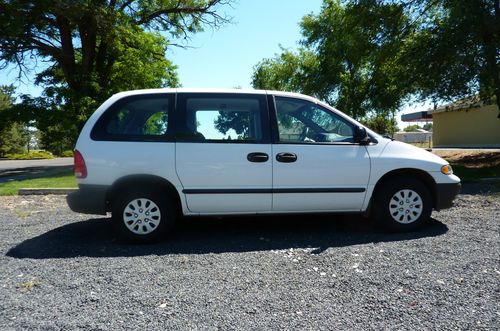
[0,193,499,330]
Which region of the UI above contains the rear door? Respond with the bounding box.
[271,96,370,212]
[175,92,272,214]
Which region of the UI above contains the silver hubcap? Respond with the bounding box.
[389,189,423,224]
[123,198,161,235]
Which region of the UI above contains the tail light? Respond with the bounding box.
[74,150,87,178]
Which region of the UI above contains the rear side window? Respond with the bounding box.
[176,93,269,142]
[91,94,173,141]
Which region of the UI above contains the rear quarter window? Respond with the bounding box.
[91,94,174,141]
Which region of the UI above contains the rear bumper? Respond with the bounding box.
[66,184,108,215]
[435,182,461,210]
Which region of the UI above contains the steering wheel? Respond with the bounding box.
[298,127,310,141]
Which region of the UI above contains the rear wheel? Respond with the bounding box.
[112,189,175,243]
[372,177,432,232]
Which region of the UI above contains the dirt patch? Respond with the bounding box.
[432,151,500,168]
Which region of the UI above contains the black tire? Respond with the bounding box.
[112,188,176,243]
[372,177,432,232]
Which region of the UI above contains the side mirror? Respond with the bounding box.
[354,126,371,145]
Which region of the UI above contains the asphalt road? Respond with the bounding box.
[0,193,498,330]
[0,158,73,171]
[0,158,73,183]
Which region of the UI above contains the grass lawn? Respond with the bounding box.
[451,165,500,182]
[408,142,433,149]
[0,171,77,196]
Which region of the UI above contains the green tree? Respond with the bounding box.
[400,0,500,116]
[0,122,30,156]
[252,48,321,97]
[0,0,232,152]
[0,86,30,157]
[253,0,499,120]
[404,124,422,132]
[253,0,411,120]
[0,85,15,131]
[360,112,399,135]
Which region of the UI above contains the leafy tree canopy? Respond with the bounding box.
[360,112,399,135]
[251,47,321,97]
[0,85,18,132]
[400,0,499,115]
[0,85,15,112]
[253,0,410,120]
[0,0,232,153]
[403,124,423,133]
[253,0,500,122]
[0,86,29,156]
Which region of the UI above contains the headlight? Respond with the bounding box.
[441,164,453,175]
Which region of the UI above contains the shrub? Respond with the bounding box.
[5,150,54,160]
[0,122,29,157]
[60,150,74,157]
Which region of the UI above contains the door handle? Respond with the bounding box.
[247,152,269,163]
[276,152,297,163]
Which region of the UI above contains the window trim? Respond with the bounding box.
[175,92,271,144]
[91,93,175,142]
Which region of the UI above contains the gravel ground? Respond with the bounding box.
[0,193,499,330]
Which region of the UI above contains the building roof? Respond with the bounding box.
[401,111,433,122]
[429,94,483,114]
[401,94,491,122]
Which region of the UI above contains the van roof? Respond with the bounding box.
[113,88,318,102]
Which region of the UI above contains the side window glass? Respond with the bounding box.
[183,97,263,142]
[93,95,170,141]
[107,108,133,134]
[275,97,354,143]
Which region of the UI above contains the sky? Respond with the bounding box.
[167,0,322,89]
[0,0,427,127]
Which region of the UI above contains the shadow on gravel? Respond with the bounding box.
[460,182,500,195]
[7,214,448,259]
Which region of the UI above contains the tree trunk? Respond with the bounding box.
[79,12,97,82]
[490,0,500,117]
[56,16,77,91]
[494,0,500,117]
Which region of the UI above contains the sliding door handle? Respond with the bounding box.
[247,152,269,163]
[276,152,297,163]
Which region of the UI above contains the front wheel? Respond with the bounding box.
[112,189,175,243]
[372,178,433,232]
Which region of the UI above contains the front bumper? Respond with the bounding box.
[66,184,108,215]
[435,182,461,210]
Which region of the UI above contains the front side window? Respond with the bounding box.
[179,95,266,142]
[92,94,172,141]
[275,97,354,143]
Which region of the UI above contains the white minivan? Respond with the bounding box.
[67,89,461,243]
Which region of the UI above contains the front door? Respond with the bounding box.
[175,93,272,214]
[271,96,370,212]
